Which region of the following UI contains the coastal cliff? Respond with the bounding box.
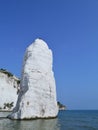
[0,69,20,111]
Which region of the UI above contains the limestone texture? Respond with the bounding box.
[0,69,20,111]
[8,38,58,119]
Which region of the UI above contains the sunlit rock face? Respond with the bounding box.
[0,69,20,111]
[8,38,58,119]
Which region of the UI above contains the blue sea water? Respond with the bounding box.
[0,110,98,130]
[59,110,98,130]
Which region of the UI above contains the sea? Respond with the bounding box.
[0,110,98,130]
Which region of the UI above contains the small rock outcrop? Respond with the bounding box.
[0,69,20,111]
[8,38,58,119]
[57,101,67,110]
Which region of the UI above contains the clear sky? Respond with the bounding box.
[0,0,98,110]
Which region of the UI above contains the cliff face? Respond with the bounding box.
[0,69,20,111]
[8,39,58,119]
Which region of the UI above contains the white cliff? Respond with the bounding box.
[8,38,58,119]
[0,69,20,111]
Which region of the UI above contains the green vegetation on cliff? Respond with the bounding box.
[57,101,67,110]
[0,68,13,77]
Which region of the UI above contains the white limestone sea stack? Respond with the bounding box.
[8,38,58,119]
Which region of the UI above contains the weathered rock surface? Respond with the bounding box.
[8,38,58,119]
[0,69,20,111]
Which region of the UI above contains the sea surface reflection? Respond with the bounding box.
[0,112,60,130]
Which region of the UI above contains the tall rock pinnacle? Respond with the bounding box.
[8,38,58,119]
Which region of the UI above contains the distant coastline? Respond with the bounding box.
[57,101,67,110]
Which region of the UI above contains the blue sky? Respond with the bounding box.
[0,0,98,110]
